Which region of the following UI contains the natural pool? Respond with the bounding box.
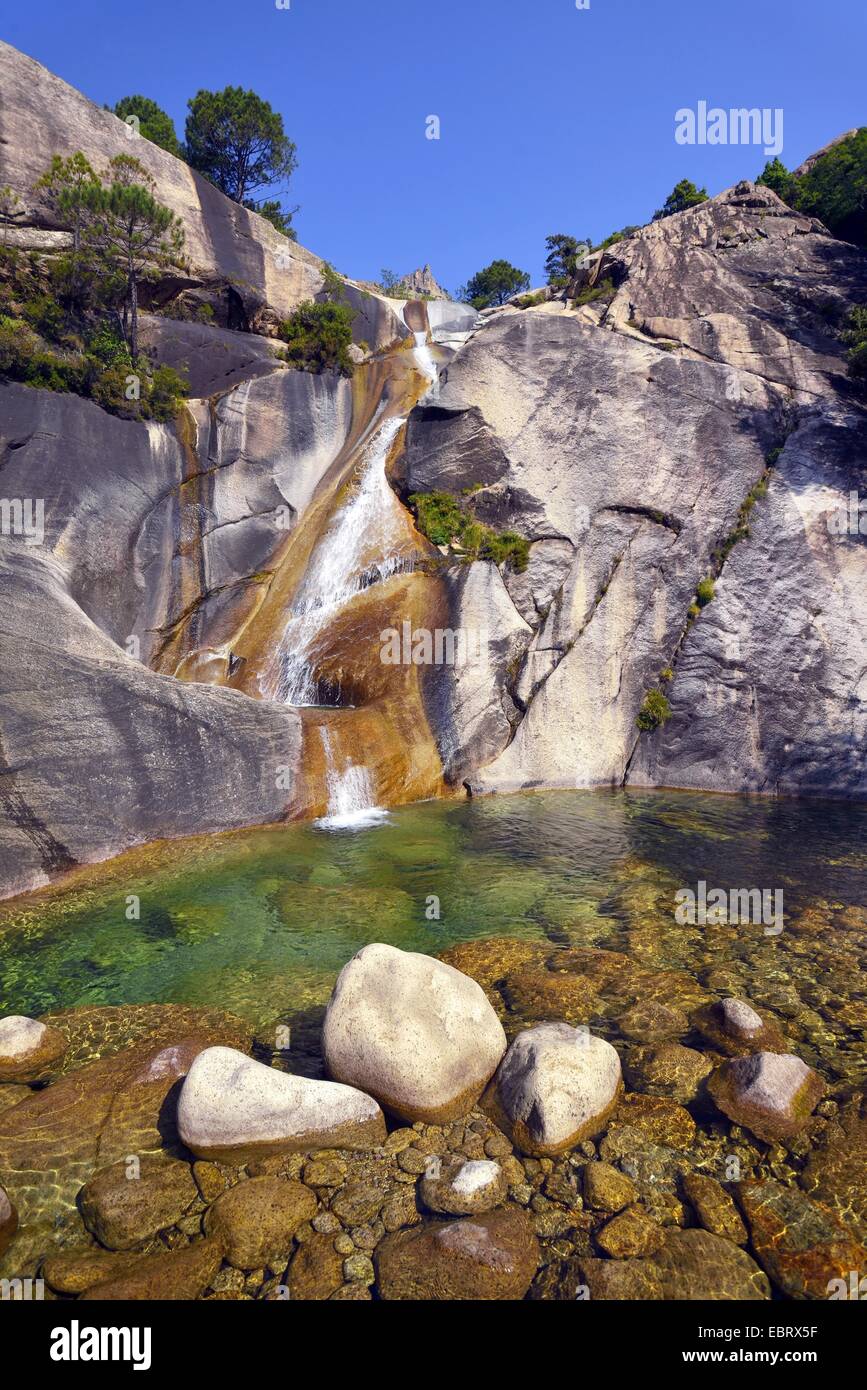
[1,788,865,1091]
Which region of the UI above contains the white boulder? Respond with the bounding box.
[323,943,507,1123]
[177,1046,386,1162]
[491,1022,622,1156]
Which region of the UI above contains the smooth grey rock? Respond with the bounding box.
[419,1156,507,1215]
[718,998,764,1040]
[323,943,507,1123]
[177,1046,386,1162]
[0,1016,66,1082]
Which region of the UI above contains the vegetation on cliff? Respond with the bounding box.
[457,259,531,309]
[757,129,867,247]
[0,150,188,419]
[409,489,530,572]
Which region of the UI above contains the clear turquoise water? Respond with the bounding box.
[0,789,864,1080]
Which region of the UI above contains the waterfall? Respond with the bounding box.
[413,331,439,396]
[263,414,414,705]
[316,727,388,829]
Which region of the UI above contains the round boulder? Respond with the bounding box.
[323,943,507,1124]
[376,1208,539,1300]
[0,1015,66,1083]
[177,1046,386,1162]
[488,1023,622,1156]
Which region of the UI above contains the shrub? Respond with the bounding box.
[277,299,356,375]
[409,490,465,546]
[696,576,715,607]
[636,689,672,731]
[573,278,615,308]
[146,364,189,420]
[409,489,530,571]
[842,305,867,382]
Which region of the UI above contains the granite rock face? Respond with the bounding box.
[0,41,405,351]
[406,183,867,800]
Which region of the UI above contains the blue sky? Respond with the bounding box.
[4,0,865,292]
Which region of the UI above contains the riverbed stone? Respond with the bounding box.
[177,1046,387,1162]
[488,1024,622,1156]
[0,1016,66,1082]
[79,1156,199,1250]
[735,1178,867,1300]
[284,1231,344,1300]
[580,1227,771,1300]
[617,1001,689,1043]
[376,1207,539,1300]
[799,1097,867,1243]
[502,966,599,1024]
[203,1177,316,1270]
[707,1052,825,1143]
[625,1042,713,1104]
[42,1248,148,1294]
[0,1183,18,1257]
[79,1234,224,1300]
[322,943,507,1123]
[595,1206,665,1258]
[419,1156,507,1215]
[582,1161,638,1213]
[682,1172,748,1244]
[692,998,789,1056]
[608,1093,696,1149]
[437,938,547,990]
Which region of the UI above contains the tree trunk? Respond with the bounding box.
[130,271,138,360]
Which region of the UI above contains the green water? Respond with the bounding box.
[1,789,865,1084]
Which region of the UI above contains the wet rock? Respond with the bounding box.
[437,938,548,991]
[79,1235,224,1300]
[608,1093,696,1148]
[331,1182,389,1226]
[203,1177,317,1270]
[323,943,507,1124]
[598,1125,692,1195]
[707,1052,825,1143]
[79,1157,198,1250]
[177,1046,386,1162]
[0,1010,247,1275]
[595,1207,665,1258]
[419,1156,507,1215]
[381,1188,422,1232]
[42,1248,147,1295]
[0,1016,66,1083]
[0,1183,18,1257]
[799,1099,867,1242]
[285,1231,344,1300]
[682,1172,747,1244]
[343,1252,375,1284]
[502,967,598,1025]
[692,998,788,1056]
[192,1161,226,1204]
[376,1208,539,1300]
[736,1179,867,1300]
[618,1001,688,1043]
[580,1227,770,1300]
[624,1043,713,1104]
[582,1162,638,1213]
[487,1024,621,1157]
[302,1158,347,1188]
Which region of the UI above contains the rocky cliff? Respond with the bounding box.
[0,41,865,899]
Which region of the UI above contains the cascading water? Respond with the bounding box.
[413,331,439,396]
[262,414,414,705]
[316,726,388,829]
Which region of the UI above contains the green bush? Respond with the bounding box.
[842,305,867,382]
[636,689,673,731]
[277,299,356,375]
[696,576,715,607]
[409,489,530,571]
[146,364,189,420]
[573,278,615,308]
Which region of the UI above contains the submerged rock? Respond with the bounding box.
[177,1046,386,1162]
[419,1156,507,1215]
[682,1172,747,1244]
[736,1179,867,1300]
[707,1052,825,1143]
[580,1227,771,1300]
[624,1042,713,1105]
[799,1098,867,1243]
[323,943,507,1124]
[79,1156,199,1250]
[376,1208,539,1300]
[42,1248,149,1295]
[79,1235,224,1301]
[692,997,788,1056]
[595,1207,665,1259]
[582,1161,638,1213]
[0,1184,17,1257]
[285,1231,345,1300]
[203,1177,316,1270]
[487,1023,622,1156]
[0,1016,66,1082]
